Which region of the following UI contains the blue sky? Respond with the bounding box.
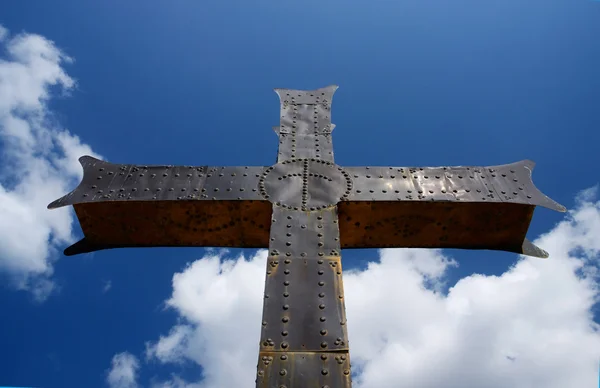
[0,1,599,387]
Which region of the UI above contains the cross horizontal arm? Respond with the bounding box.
[47,156,273,255]
[337,160,566,258]
[342,160,564,211]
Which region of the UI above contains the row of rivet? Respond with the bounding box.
[301,160,309,209]
[257,354,350,380]
[276,173,334,182]
[263,258,345,350]
[354,172,519,180]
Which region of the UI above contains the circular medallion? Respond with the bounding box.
[259,159,352,211]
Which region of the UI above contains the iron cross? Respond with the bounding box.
[48,85,565,387]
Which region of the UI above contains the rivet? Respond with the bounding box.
[320,317,326,322]
[320,329,327,335]
[321,342,328,348]
[283,304,289,310]
[283,292,289,297]
[281,355,287,360]
[280,369,287,376]
[321,369,329,375]
[282,330,288,336]
[282,317,289,323]
[318,259,324,264]
[318,281,325,286]
[319,292,325,297]
[319,304,325,309]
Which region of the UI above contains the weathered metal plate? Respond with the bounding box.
[343,160,565,212]
[256,351,351,388]
[47,156,266,209]
[260,256,348,352]
[268,207,341,257]
[274,85,337,163]
[260,159,351,212]
[337,160,565,258]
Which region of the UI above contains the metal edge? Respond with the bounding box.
[521,238,549,259]
[273,85,339,102]
[519,160,567,213]
[47,155,104,209]
[63,237,106,256]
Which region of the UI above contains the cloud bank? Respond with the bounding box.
[107,352,140,388]
[143,188,600,387]
[0,25,99,300]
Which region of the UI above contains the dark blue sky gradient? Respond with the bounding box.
[1,0,599,387]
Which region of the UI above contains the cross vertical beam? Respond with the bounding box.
[257,86,352,386]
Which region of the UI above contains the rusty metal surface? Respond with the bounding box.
[337,160,566,258]
[256,351,351,387]
[259,204,350,387]
[268,207,341,257]
[260,255,348,352]
[48,85,568,387]
[338,201,540,255]
[65,200,272,256]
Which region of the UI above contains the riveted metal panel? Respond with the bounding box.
[275,86,337,163]
[260,159,351,211]
[342,160,566,212]
[256,351,351,388]
[260,256,348,352]
[268,207,341,257]
[202,166,265,200]
[48,156,265,209]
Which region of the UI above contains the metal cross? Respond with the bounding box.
[48,85,565,387]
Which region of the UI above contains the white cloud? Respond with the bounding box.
[145,188,600,387]
[0,25,100,300]
[107,352,140,388]
[103,280,112,293]
[0,25,7,42]
[145,250,267,387]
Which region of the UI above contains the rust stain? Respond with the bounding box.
[338,201,534,253]
[74,200,272,249]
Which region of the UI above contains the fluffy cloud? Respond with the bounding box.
[0,25,99,300]
[145,188,600,387]
[145,250,267,387]
[107,352,140,388]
